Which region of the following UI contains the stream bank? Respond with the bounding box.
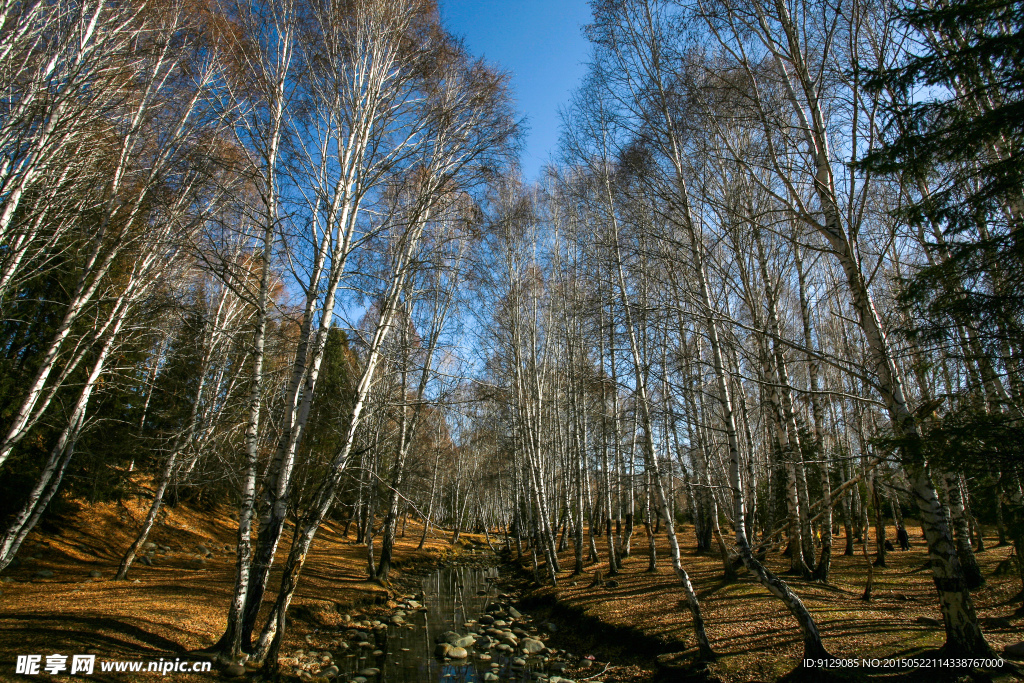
[271,543,658,683]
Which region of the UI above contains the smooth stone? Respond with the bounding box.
[448,647,468,659]
[513,657,526,667]
[443,631,461,645]
[453,635,476,649]
[358,668,379,676]
[477,654,492,662]
[223,663,246,677]
[33,569,54,578]
[435,643,452,658]
[509,606,522,618]
[371,650,382,656]
[321,665,339,678]
[89,570,102,578]
[352,678,368,683]
[484,674,499,682]
[521,638,544,654]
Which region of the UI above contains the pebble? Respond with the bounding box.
[223,663,246,677]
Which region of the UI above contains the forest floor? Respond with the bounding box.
[0,490,468,682]
[517,525,1024,683]
[1,491,1022,683]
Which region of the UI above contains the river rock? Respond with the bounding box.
[521,638,544,654]
[477,654,492,662]
[448,647,468,659]
[442,631,461,645]
[512,657,526,667]
[508,606,522,618]
[389,616,404,625]
[484,674,499,682]
[358,668,379,676]
[479,614,494,625]
[222,662,246,677]
[33,569,54,579]
[89,570,102,578]
[435,643,452,658]
[321,665,339,679]
[453,635,476,649]
[144,542,157,549]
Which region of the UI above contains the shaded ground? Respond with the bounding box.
[516,524,1023,682]
[0,493,460,682]
[1,492,1021,683]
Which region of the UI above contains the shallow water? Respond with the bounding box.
[334,565,553,682]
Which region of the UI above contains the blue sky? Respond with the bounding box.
[439,0,593,182]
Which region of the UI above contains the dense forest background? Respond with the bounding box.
[0,0,1021,675]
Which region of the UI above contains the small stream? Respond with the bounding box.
[306,564,584,683]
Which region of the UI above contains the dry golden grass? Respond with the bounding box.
[0,492,455,682]
[523,525,1023,682]
[1,489,1020,683]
